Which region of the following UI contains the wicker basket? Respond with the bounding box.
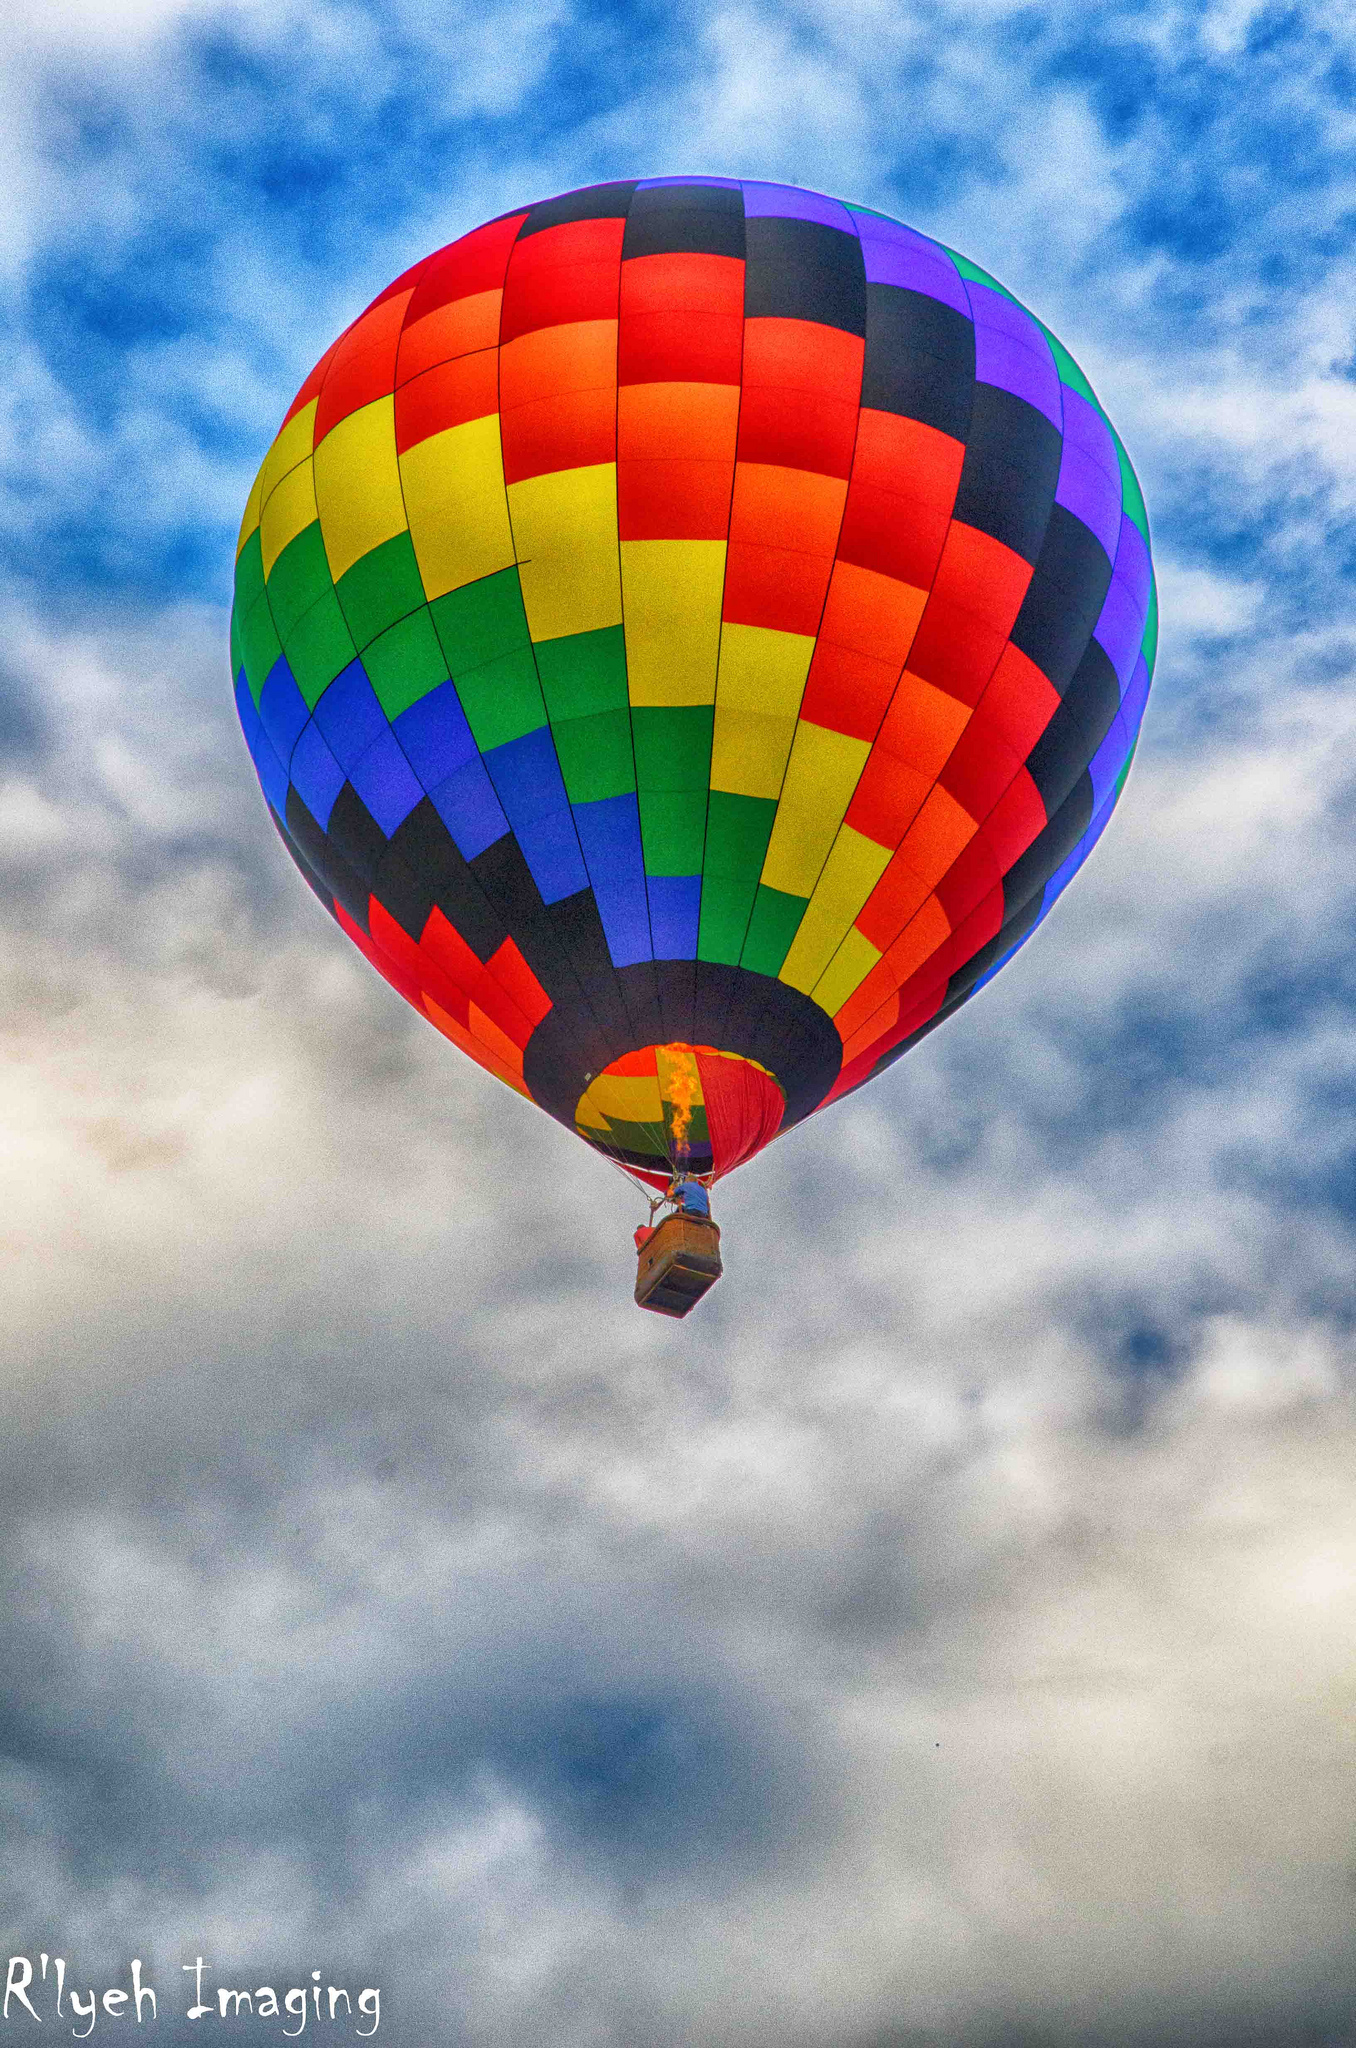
[634,1212,723,1318]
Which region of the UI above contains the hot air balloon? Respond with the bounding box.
[231,177,1155,1316]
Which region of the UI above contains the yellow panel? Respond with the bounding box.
[236,464,264,560]
[508,463,621,642]
[588,1073,665,1125]
[400,414,515,601]
[257,399,318,513]
[313,396,406,584]
[710,709,799,800]
[714,622,815,716]
[760,723,871,898]
[810,925,885,1020]
[779,827,893,994]
[621,539,726,707]
[259,458,318,578]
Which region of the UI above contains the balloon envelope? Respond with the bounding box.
[231,178,1155,1186]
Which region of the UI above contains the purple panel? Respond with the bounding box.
[1060,388,1119,480]
[1088,709,1131,810]
[1120,650,1151,734]
[849,210,970,314]
[348,728,424,837]
[1093,572,1145,686]
[1055,437,1121,560]
[636,174,743,190]
[1112,513,1153,616]
[967,284,1061,426]
[1045,789,1115,904]
[741,181,854,231]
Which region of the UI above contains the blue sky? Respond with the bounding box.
[2,2,1356,2043]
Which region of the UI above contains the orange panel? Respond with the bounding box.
[619,252,745,320]
[817,559,927,666]
[315,290,413,444]
[873,671,972,778]
[618,458,735,542]
[833,955,900,1042]
[741,318,864,400]
[617,380,740,460]
[728,463,846,556]
[799,639,903,741]
[394,350,498,454]
[843,990,901,1063]
[396,292,503,384]
[498,320,616,410]
[499,386,616,485]
[843,749,932,852]
[855,846,935,950]
[895,784,977,886]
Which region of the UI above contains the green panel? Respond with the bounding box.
[239,588,282,705]
[588,1116,670,1160]
[431,567,532,675]
[454,646,546,753]
[1114,742,1138,799]
[363,606,450,721]
[266,521,334,640]
[1112,429,1149,538]
[632,705,714,792]
[336,531,426,653]
[702,790,776,877]
[551,709,635,804]
[739,885,809,976]
[233,528,265,617]
[1141,576,1158,672]
[229,605,244,683]
[535,625,628,721]
[639,788,706,874]
[1040,327,1103,413]
[697,874,758,966]
[286,586,358,708]
[943,246,1017,302]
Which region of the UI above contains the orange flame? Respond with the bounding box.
[657,1043,700,1164]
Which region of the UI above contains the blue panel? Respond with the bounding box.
[430,756,510,861]
[484,726,571,828]
[313,659,387,771]
[393,680,478,790]
[236,669,289,818]
[348,728,424,838]
[515,808,589,903]
[289,717,346,830]
[647,873,701,960]
[258,657,310,764]
[573,793,653,966]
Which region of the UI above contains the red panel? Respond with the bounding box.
[487,936,552,1032]
[836,479,951,589]
[394,350,499,454]
[741,318,864,400]
[721,540,834,636]
[832,955,900,1043]
[905,596,1010,708]
[396,293,503,384]
[618,310,744,385]
[405,214,529,324]
[617,458,735,541]
[500,387,616,485]
[855,844,933,947]
[851,409,965,506]
[983,769,1046,872]
[799,639,902,741]
[619,252,745,320]
[843,749,932,853]
[417,908,538,1048]
[930,522,1033,634]
[336,901,436,1015]
[314,290,412,444]
[735,384,858,478]
[935,833,1002,928]
[980,643,1061,756]
[937,719,1025,821]
[500,219,626,345]
[282,341,338,429]
[694,1051,786,1178]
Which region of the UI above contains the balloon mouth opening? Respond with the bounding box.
[575,1043,785,1182]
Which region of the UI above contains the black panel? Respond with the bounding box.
[467,837,605,1072]
[381,799,506,961]
[653,958,696,1046]
[274,807,336,919]
[1024,638,1120,814]
[517,182,638,236]
[325,782,388,888]
[1009,505,1114,694]
[945,886,1045,1003]
[951,385,1063,564]
[1000,772,1095,915]
[622,183,745,260]
[285,784,379,928]
[549,891,635,1048]
[860,283,975,441]
[743,217,867,337]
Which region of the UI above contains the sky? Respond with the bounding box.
[2,1,1356,2043]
